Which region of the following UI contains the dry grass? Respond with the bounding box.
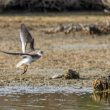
[0,12,109,28]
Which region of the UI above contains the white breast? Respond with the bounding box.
[16,56,33,68]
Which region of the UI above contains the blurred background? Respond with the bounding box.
[0,0,110,13]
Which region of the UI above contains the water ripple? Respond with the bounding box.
[0,86,93,95]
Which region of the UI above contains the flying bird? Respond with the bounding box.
[0,24,43,74]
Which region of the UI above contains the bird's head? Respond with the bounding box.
[37,50,43,56]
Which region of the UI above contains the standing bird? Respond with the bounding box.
[0,24,43,74]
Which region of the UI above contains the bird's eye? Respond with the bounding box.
[41,51,43,54]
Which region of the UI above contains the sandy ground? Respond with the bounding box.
[0,13,110,88]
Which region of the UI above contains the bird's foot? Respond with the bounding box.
[22,65,28,74]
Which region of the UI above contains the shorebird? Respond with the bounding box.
[0,24,43,74]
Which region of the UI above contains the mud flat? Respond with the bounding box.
[0,13,110,92]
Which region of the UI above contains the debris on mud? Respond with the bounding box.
[64,69,79,79]
[51,69,79,79]
[93,76,110,92]
[51,74,63,79]
[43,21,110,36]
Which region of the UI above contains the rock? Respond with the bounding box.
[64,69,79,79]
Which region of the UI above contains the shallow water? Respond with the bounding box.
[0,86,109,110]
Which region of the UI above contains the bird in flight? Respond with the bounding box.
[0,24,43,74]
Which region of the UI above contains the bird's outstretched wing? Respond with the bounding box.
[0,50,42,60]
[0,50,30,56]
[20,24,35,53]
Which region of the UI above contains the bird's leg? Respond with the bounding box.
[22,65,28,74]
[19,65,28,83]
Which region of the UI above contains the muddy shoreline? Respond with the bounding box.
[0,13,110,90]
